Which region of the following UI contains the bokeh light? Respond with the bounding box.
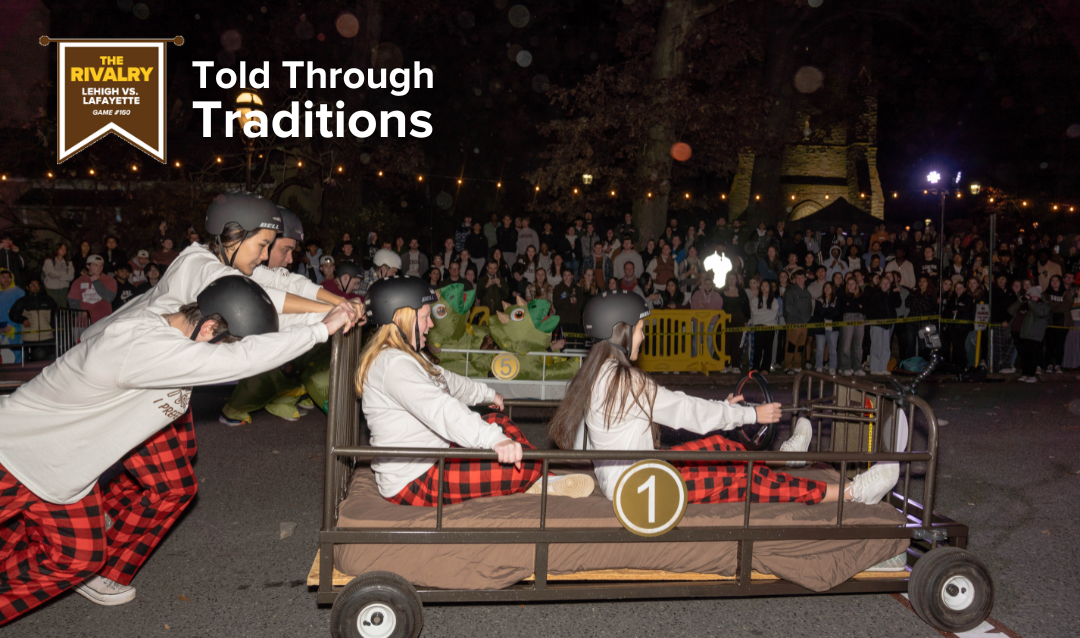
[808,0,824,7]
[296,20,315,40]
[509,5,530,28]
[794,66,824,93]
[336,13,360,38]
[516,50,533,67]
[221,30,242,52]
[670,143,692,162]
[436,192,454,209]
[133,3,149,19]
[1067,124,1080,138]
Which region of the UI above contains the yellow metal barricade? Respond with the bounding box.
[637,309,730,373]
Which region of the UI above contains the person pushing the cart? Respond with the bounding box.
[548,290,902,507]
[355,276,595,506]
[0,277,358,624]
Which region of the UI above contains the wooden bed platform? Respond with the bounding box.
[307,550,909,588]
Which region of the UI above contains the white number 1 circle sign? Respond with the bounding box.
[612,459,689,537]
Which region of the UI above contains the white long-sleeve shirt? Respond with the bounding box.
[362,349,507,497]
[0,310,329,504]
[82,244,324,341]
[580,359,757,500]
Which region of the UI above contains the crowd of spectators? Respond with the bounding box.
[3,210,1079,381]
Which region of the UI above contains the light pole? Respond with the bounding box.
[235,91,263,191]
[928,171,947,318]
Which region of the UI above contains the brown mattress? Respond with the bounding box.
[334,466,909,592]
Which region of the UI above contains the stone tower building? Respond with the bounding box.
[728,94,884,223]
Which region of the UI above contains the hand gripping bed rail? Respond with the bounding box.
[318,327,966,606]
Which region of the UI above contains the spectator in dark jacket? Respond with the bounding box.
[865,275,902,374]
[7,278,56,361]
[810,282,842,372]
[1009,286,1050,382]
[454,216,473,253]
[0,234,26,286]
[101,236,128,277]
[782,270,813,374]
[464,223,489,273]
[496,214,519,266]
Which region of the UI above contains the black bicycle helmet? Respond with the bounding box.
[277,206,304,242]
[583,290,651,340]
[335,261,363,279]
[365,276,437,325]
[193,275,278,342]
[205,191,282,235]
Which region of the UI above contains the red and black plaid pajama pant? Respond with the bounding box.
[672,433,826,505]
[0,466,107,625]
[98,410,199,585]
[388,413,543,507]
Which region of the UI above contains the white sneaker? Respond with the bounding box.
[815,367,823,373]
[525,474,595,498]
[74,575,136,606]
[847,463,900,505]
[1055,365,1063,373]
[842,369,853,377]
[866,553,908,572]
[1022,376,1037,383]
[999,368,1016,374]
[786,368,798,375]
[1036,366,1043,375]
[780,417,812,467]
[804,363,813,370]
[854,370,867,377]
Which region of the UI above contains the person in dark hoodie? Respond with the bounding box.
[809,281,842,373]
[864,273,902,375]
[7,278,57,361]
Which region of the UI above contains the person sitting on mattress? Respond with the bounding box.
[547,290,901,507]
[355,276,595,506]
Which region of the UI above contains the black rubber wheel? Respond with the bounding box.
[330,571,423,638]
[908,547,994,633]
[722,371,779,451]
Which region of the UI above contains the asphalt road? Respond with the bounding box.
[4,378,1079,638]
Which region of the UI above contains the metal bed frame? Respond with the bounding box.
[316,327,987,635]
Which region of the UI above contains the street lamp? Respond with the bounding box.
[235,91,263,190]
[969,182,981,195]
[926,171,941,185]
[582,173,593,185]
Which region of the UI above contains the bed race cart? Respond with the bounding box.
[311,325,993,638]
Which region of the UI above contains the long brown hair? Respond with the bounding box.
[549,322,657,450]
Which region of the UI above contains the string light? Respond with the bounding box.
[684,193,690,199]
[216,157,222,163]
[89,169,95,175]
[297,160,303,167]
[497,182,501,188]
[1053,204,1059,211]
[418,175,423,182]
[573,188,579,194]
[924,190,928,194]
[131,165,138,172]
[337,166,343,173]
[1071,207,1076,212]
[378,171,383,176]
[47,172,53,178]
[647,192,653,198]
[824,194,830,200]
[1,175,6,180]
[1022,201,1028,207]
[457,178,462,185]
[860,193,865,198]
[989,197,994,202]
[721,194,727,200]
[610,190,616,196]
[956,192,961,198]
[174,161,181,168]
[893,192,898,198]
[790,194,796,200]
[535,185,539,192]
[754,194,761,200]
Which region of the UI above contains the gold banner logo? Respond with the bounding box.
[41,36,183,163]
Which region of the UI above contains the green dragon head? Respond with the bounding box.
[488,295,561,354]
[427,283,475,346]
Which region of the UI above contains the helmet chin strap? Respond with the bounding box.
[609,341,629,357]
[218,234,245,270]
[190,317,231,343]
[394,319,422,354]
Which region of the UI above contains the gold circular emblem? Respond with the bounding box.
[612,459,688,537]
[490,352,521,380]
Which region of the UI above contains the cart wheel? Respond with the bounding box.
[723,371,779,451]
[908,547,994,633]
[330,571,423,638]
